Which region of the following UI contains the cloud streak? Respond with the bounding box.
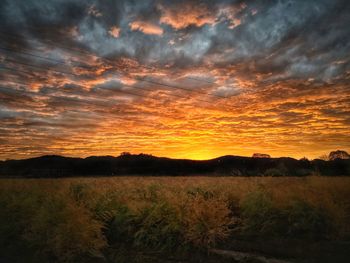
[129,20,164,35]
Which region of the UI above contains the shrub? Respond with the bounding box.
[24,195,106,262]
[134,201,184,251]
[183,195,233,249]
[240,189,285,236]
[285,200,333,240]
[0,187,106,263]
[241,190,335,240]
[102,204,135,245]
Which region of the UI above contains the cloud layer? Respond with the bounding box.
[0,0,349,160]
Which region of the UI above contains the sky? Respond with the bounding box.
[0,0,349,160]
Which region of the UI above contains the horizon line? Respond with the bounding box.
[2,151,347,162]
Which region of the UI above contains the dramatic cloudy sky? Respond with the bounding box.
[0,0,349,160]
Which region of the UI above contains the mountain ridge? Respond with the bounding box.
[1,153,349,177]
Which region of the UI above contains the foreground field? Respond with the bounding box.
[1,176,350,263]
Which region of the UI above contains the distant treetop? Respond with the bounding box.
[252,153,271,158]
[329,150,350,161]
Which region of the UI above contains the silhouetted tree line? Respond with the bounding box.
[0,154,349,177]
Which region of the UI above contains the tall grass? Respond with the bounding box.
[0,176,350,262]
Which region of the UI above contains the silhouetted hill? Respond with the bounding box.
[0,154,349,177]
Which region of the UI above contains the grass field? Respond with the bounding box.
[1,176,350,262]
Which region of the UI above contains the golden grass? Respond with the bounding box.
[1,176,350,262]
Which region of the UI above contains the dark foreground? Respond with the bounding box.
[1,177,349,263]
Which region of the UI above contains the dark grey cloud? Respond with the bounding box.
[1,0,348,76]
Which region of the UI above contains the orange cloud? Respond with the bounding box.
[129,21,163,35]
[159,2,246,30]
[160,3,216,30]
[159,3,216,30]
[108,26,121,38]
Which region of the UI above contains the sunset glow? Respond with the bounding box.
[0,0,349,160]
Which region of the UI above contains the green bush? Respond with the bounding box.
[240,190,334,239]
[285,200,333,239]
[134,202,185,251]
[240,189,285,236]
[103,204,135,245]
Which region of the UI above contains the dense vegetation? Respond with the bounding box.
[1,177,350,262]
[1,154,350,177]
